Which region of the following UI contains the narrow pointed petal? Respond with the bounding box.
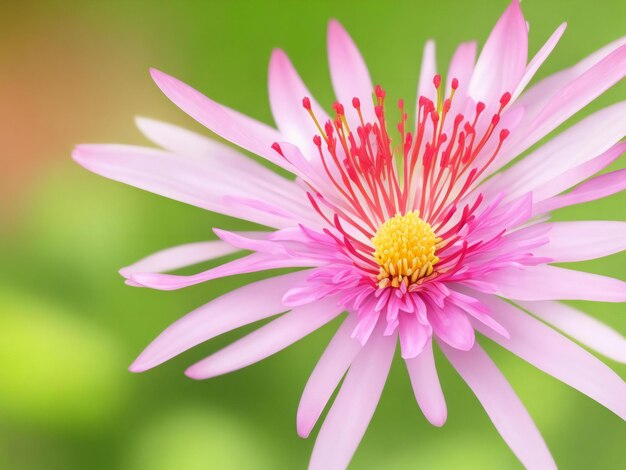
[149,68,289,169]
[71,144,300,228]
[129,270,310,372]
[185,297,343,379]
[446,41,476,93]
[534,168,626,214]
[489,101,626,200]
[517,300,626,363]
[511,23,567,102]
[469,0,528,103]
[417,40,437,105]
[531,142,626,202]
[297,314,362,438]
[485,265,626,302]
[441,341,556,470]
[327,19,374,124]
[534,221,626,262]
[471,295,626,420]
[405,338,447,427]
[308,322,396,470]
[514,44,626,157]
[269,49,330,154]
[134,116,301,194]
[129,252,320,291]
[119,240,240,279]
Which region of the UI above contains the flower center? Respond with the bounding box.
[371,211,441,289]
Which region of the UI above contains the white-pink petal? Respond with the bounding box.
[517,300,626,363]
[129,270,310,372]
[297,314,362,438]
[309,321,396,470]
[268,49,330,156]
[489,101,626,200]
[468,0,528,104]
[119,240,239,279]
[327,19,375,126]
[149,68,289,170]
[472,295,626,420]
[417,40,438,105]
[534,221,626,262]
[185,296,343,380]
[441,340,556,470]
[533,168,626,214]
[405,338,447,427]
[486,265,626,302]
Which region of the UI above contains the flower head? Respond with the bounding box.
[73,1,626,468]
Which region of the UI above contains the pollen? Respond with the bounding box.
[371,211,441,289]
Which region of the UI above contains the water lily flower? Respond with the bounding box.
[73,1,626,468]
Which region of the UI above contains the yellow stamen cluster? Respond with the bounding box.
[371,211,441,289]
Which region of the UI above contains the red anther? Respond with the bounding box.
[302,97,312,110]
[271,142,284,156]
[500,129,510,140]
[433,74,442,89]
[375,105,384,118]
[454,114,464,125]
[324,121,334,137]
[352,97,361,109]
[476,102,486,114]
[491,114,500,126]
[431,111,439,123]
[451,78,459,90]
[398,98,404,109]
[313,135,322,147]
[374,85,386,99]
[500,92,511,107]
[333,101,345,115]
[443,98,451,112]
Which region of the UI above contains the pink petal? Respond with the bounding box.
[149,68,289,170]
[510,23,567,102]
[129,270,310,372]
[440,340,556,469]
[309,321,396,470]
[468,0,528,103]
[417,40,437,104]
[268,49,330,155]
[515,43,626,157]
[534,168,626,214]
[489,101,626,200]
[185,296,343,379]
[398,312,431,359]
[515,36,626,121]
[71,144,299,228]
[134,116,302,195]
[517,300,626,363]
[446,41,476,94]
[472,295,626,420]
[429,304,475,351]
[327,19,374,125]
[129,252,320,291]
[297,314,362,438]
[533,221,626,262]
[405,338,447,427]
[531,141,626,202]
[119,240,240,279]
[485,265,626,302]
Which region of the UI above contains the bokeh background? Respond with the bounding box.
[1,0,625,468]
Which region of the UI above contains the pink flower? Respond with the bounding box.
[73,1,626,468]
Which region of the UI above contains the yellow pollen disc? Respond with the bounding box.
[371,211,441,289]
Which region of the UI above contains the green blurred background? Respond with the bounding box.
[1,0,625,468]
